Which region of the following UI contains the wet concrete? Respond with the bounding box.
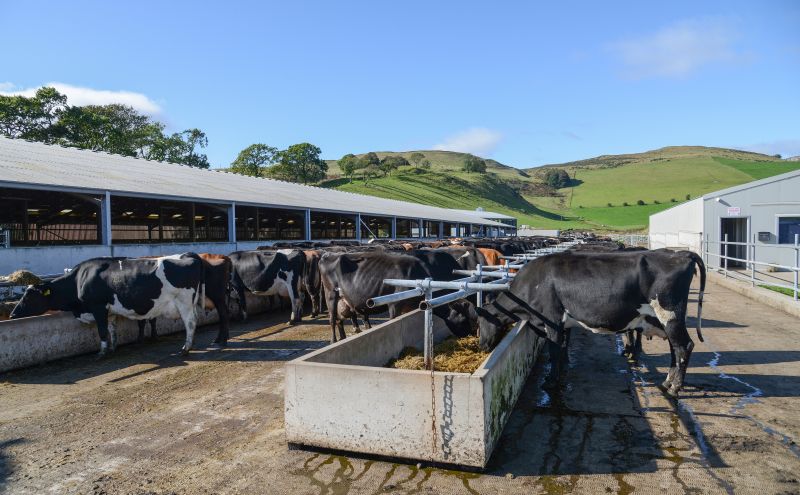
[0,279,799,494]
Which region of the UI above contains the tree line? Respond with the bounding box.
[0,87,211,168]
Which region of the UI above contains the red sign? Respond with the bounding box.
[727,207,741,216]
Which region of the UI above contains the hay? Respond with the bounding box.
[5,270,41,286]
[388,336,489,374]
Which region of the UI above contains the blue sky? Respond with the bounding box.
[2,1,799,168]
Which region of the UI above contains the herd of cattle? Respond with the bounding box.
[8,235,706,397]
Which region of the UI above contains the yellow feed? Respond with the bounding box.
[389,336,489,374]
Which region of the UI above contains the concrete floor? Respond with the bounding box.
[0,279,799,494]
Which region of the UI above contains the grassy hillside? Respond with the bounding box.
[320,147,800,232]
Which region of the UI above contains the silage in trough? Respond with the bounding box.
[388,336,489,374]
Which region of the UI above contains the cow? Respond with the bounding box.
[474,250,705,397]
[477,247,503,267]
[319,251,476,343]
[303,249,325,317]
[133,253,233,348]
[10,254,205,356]
[229,249,305,324]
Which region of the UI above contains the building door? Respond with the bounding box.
[720,217,748,268]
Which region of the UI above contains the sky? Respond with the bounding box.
[2,1,799,168]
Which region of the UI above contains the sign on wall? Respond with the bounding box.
[727,207,741,216]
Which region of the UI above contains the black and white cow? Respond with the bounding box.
[229,249,305,324]
[319,251,476,343]
[475,249,705,397]
[10,253,205,356]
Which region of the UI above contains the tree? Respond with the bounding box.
[685,194,691,200]
[409,152,425,168]
[149,128,210,168]
[57,104,164,157]
[266,143,327,184]
[544,169,571,188]
[636,199,645,205]
[359,152,380,180]
[0,86,66,142]
[462,155,487,173]
[420,158,431,169]
[338,153,361,182]
[231,143,278,177]
[379,155,409,176]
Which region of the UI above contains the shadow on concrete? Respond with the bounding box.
[0,438,24,486]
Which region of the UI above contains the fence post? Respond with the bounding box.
[751,234,756,287]
[794,234,799,301]
[476,264,483,308]
[423,282,434,370]
[723,234,729,278]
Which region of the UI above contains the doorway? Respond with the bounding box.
[720,217,748,268]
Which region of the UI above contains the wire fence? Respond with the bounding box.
[703,233,799,301]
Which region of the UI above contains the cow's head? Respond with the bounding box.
[10,283,54,319]
[476,305,511,351]
[439,299,479,337]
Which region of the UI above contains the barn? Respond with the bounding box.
[649,169,800,291]
[0,137,516,274]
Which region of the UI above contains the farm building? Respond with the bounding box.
[649,169,800,270]
[0,137,516,274]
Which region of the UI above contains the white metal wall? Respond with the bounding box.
[648,198,704,252]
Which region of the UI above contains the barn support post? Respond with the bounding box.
[751,234,756,287]
[391,217,397,239]
[723,233,729,277]
[794,234,799,301]
[439,221,444,239]
[304,209,311,241]
[228,203,236,243]
[476,264,483,308]
[419,218,425,238]
[101,191,112,246]
[356,213,362,242]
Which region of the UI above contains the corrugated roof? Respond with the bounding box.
[0,137,511,227]
[450,208,517,220]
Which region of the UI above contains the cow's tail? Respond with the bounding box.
[689,251,705,342]
[331,286,340,327]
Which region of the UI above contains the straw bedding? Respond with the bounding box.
[388,336,489,374]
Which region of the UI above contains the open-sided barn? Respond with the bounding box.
[0,137,516,274]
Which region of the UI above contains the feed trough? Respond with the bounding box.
[284,309,544,468]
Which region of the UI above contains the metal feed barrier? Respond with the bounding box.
[705,233,800,301]
[365,239,581,370]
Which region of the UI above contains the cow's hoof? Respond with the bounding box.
[180,346,191,356]
[208,342,226,350]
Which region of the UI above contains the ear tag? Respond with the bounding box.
[43,289,51,296]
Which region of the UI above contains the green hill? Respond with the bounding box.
[319,147,800,232]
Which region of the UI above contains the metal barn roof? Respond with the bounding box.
[0,137,512,227]
[450,208,517,220]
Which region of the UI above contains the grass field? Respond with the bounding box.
[321,146,800,232]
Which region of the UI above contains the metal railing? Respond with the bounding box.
[704,233,799,301]
[365,239,579,370]
[0,229,9,249]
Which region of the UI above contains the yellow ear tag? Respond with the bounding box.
[43,289,51,296]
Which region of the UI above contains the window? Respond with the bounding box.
[778,216,800,244]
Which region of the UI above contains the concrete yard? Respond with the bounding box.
[1,280,799,495]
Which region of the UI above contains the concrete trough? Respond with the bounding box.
[284,310,543,469]
[0,294,271,373]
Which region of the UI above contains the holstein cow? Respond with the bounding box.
[135,253,234,348]
[475,250,705,397]
[229,249,305,324]
[319,251,476,343]
[10,253,205,356]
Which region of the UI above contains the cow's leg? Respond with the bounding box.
[543,325,565,391]
[93,308,111,357]
[634,328,643,357]
[234,282,248,321]
[350,314,362,334]
[178,298,199,356]
[137,320,146,343]
[307,284,319,318]
[107,315,118,352]
[665,321,693,397]
[363,312,372,329]
[211,295,229,348]
[327,288,340,343]
[623,329,635,357]
[149,319,158,340]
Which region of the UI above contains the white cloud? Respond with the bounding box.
[735,139,800,158]
[433,128,503,156]
[0,82,162,114]
[607,18,747,79]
